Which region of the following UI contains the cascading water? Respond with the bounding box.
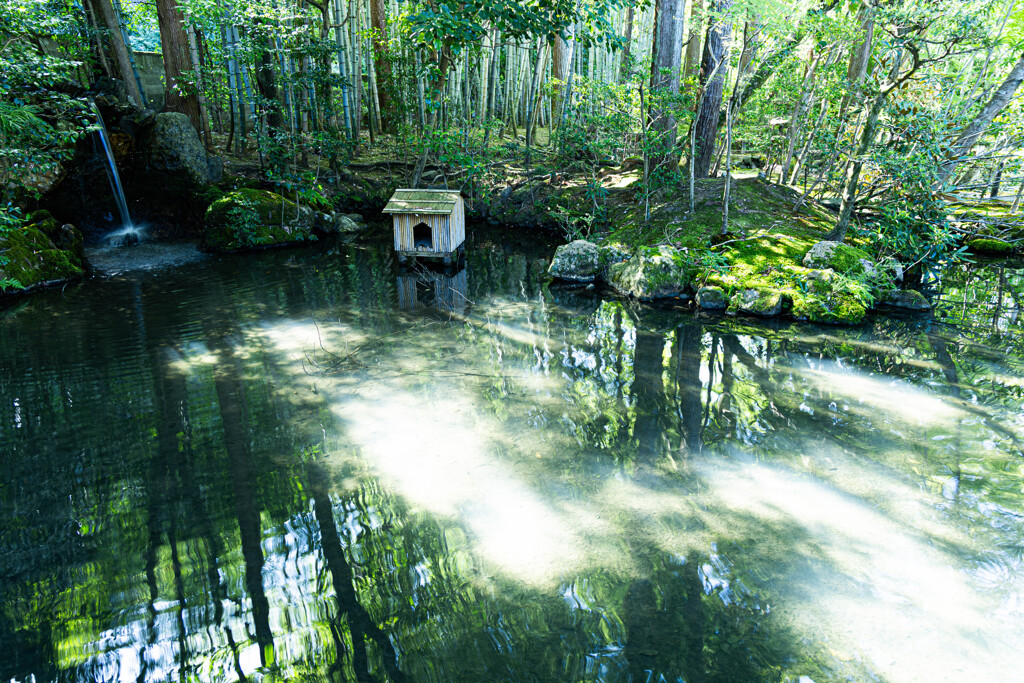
[91,102,142,246]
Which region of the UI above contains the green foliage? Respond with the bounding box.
[553,77,634,167]
[225,197,266,248]
[0,0,91,203]
[0,205,25,291]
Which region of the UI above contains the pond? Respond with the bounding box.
[2,230,1023,682]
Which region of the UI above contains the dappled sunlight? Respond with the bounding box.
[794,359,964,427]
[699,458,1024,682]
[330,383,602,586]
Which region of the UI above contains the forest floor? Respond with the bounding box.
[209,128,1023,276]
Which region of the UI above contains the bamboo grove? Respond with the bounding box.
[3,0,1024,252]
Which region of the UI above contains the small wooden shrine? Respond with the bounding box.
[383,189,465,264]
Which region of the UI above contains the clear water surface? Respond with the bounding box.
[2,230,1024,682]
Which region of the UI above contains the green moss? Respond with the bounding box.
[597,242,631,269]
[0,226,84,293]
[791,291,867,325]
[203,188,318,252]
[802,241,873,275]
[729,287,784,316]
[967,238,1015,255]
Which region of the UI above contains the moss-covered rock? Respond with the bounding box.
[729,288,784,316]
[878,289,931,311]
[696,285,728,310]
[967,238,1015,255]
[791,291,867,325]
[607,245,691,300]
[802,240,874,275]
[26,210,85,265]
[1,222,85,294]
[202,189,325,252]
[598,242,631,268]
[549,239,601,282]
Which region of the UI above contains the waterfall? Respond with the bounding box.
[91,102,142,246]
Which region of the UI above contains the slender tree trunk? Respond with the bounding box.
[525,39,547,150]
[828,90,886,241]
[368,0,395,131]
[682,0,703,84]
[551,26,575,127]
[82,0,113,79]
[692,0,732,178]
[155,0,203,132]
[838,3,875,119]
[187,25,213,149]
[90,0,144,107]
[620,6,636,81]
[781,51,820,183]
[937,53,1024,186]
[648,0,687,170]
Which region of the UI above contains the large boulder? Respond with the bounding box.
[607,245,691,300]
[137,112,222,186]
[202,189,331,252]
[549,239,601,283]
[1,211,85,294]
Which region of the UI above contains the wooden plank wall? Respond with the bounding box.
[392,200,465,254]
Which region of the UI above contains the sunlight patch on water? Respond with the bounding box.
[331,384,594,586]
[699,459,1024,682]
[795,360,962,426]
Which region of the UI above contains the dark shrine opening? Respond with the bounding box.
[416,279,435,306]
[413,222,433,249]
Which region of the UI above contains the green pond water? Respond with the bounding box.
[2,231,1024,682]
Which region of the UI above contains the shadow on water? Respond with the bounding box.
[2,232,1024,681]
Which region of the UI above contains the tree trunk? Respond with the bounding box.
[82,0,113,79]
[187,25,213,149]
[648,0,687,170]
[551,26,575,126]
[682,0,703,84]
[781,51,820,183]
[838,3,875,118]
[155,0,202,132]
[368,0,395,131]
[619,6,635,81]
[692,0,731,178]
[90,0,144,107]
[254,31,285,136]
[937,53,1024,186]
[828,90,886,241]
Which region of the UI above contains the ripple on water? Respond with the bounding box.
[86,242,208,276]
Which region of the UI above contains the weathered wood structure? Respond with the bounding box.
[383,189,465,264]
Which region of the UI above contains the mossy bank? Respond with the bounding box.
[547,177,927,325]
[1,210,86,296]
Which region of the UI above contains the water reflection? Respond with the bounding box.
[2,238,1024,682]
[396,265,468,314]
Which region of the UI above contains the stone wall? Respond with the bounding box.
[132,51,165,111]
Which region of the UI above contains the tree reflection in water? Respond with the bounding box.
[1,236,1024,682]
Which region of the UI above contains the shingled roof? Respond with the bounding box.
[383,189,461,214]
